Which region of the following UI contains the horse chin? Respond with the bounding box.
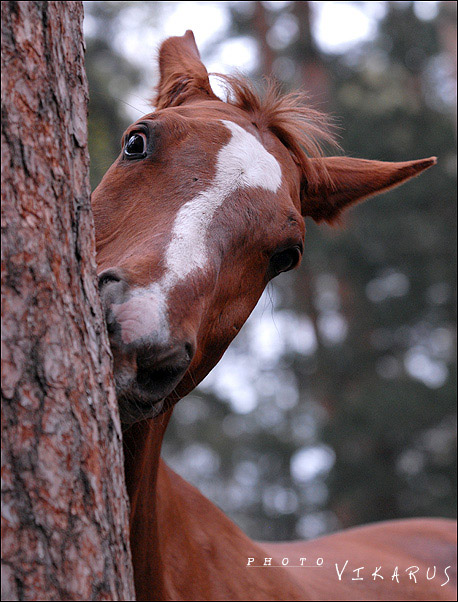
[116,382,170,425]
[113,368,175,425]
[109,347,181,424]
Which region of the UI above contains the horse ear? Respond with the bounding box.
[302,156,437,224]
[154,30,220,109]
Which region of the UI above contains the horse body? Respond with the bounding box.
[92,30,456,601]
[123,418,455,601]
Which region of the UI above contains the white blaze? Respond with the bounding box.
[114,120,282,344]
[164,120,282,285]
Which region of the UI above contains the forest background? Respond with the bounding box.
[84,0,457,541]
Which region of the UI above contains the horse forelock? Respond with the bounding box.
[208,74,339,191]
[152,71,339,193]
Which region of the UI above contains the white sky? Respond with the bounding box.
[84,1,440,118]
[111,1,439,62]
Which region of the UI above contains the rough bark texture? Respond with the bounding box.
[1,2,135,600]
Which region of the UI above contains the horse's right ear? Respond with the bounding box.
[154,30,220,109]
[301,156,437,225]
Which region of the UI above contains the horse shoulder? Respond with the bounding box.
[157,461,313,600]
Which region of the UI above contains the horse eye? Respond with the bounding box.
[270,245,302,276]
[124,132,147,158]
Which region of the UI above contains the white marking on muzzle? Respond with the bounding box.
[113,283,169,345]
[113,121,282,345]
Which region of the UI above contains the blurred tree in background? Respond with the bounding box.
[84,1,456,541]
[85,1,144,188]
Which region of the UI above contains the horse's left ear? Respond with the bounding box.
[154,30,220,109]
[302,156,437,224]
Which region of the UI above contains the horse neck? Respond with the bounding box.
[123,411,171,514]
[123,412,172,600]
[123,411,308,601]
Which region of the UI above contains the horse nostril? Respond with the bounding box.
[97,268,130,318]
[98,267,125,292]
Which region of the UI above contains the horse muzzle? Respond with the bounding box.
[98,268,195,423]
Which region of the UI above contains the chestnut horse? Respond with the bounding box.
[92,31,456,601]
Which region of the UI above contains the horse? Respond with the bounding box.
[91,31,456,602]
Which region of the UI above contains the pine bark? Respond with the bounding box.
[1,2,135,600]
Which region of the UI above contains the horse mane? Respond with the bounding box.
[212,73,339,190]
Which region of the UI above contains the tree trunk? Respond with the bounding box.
[1,2,135,600]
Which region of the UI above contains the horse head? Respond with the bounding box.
[92,31,435,425]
